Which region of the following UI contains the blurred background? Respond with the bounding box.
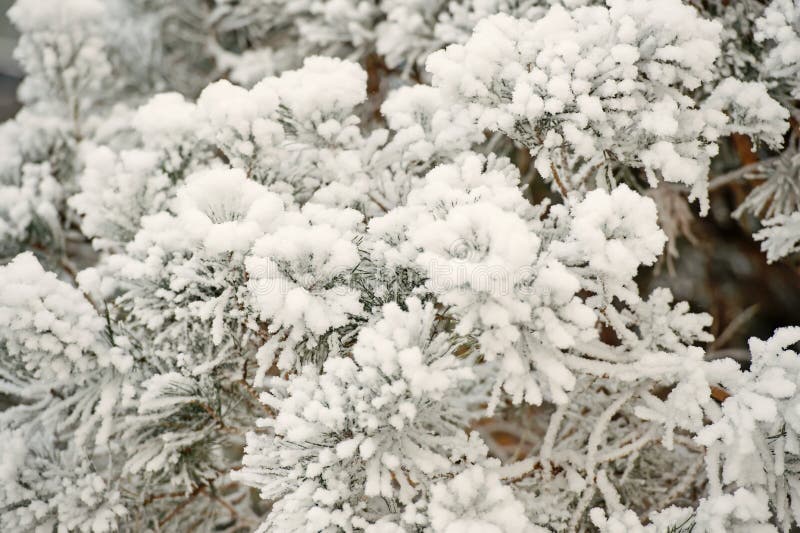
[0,0,19,120]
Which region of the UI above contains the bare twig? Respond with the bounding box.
[550,162,569,198]
[158,485,207,528]
[710,303,760,351]
[708,158,776,191]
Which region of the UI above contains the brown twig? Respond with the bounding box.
[367,192,389,213]
[191,400,243,434]
[158,484,207,528]
[207,490,239,524]
[142,490,186,507]
[710,303,760,351]
[710,386,730,403]
[550,162,569,198]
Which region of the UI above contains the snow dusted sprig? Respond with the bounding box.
[755,0,800,106]
[754,212,800,263]
[427,0,789,213]
[235,298,489,531]
[0,252,110,383]
[429,465,544,533]
[695,327,800,531]
[0,430,128,533]
[245,203,364,373]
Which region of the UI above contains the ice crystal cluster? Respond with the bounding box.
[1,0,800,532]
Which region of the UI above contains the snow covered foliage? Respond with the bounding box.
[234,298,487,531]
[2,0,800,531]
[0,254,130,532]
[0,252,120,382]
[428,465,543,533]
[755,0,800,107]
[733,132,800,262]
[754,211,800,263]
[426,0,788,214]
